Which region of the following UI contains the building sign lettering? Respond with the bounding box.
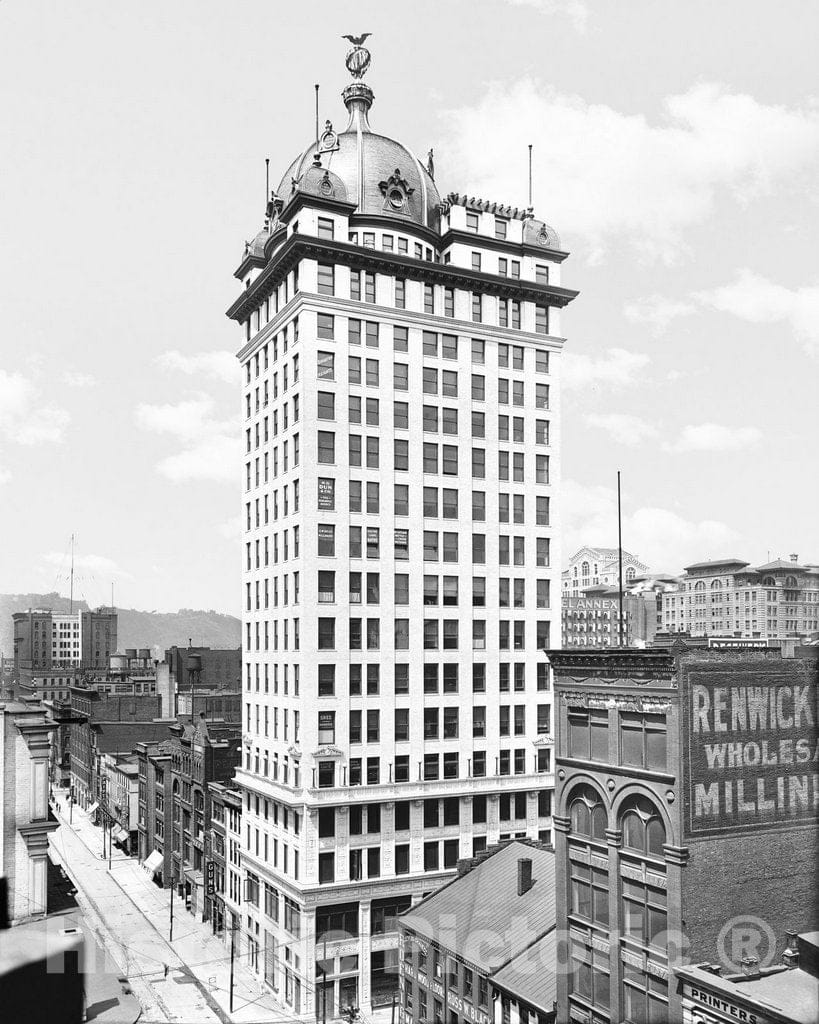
[682,669,819,836]
[317,478,335,509]
[683,983,765,1024]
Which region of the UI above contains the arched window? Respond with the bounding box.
[785,575,797,588]
[763,576,775,587]
[621,796,666,856]
[626,567,636,581]
[710,579,722,590]
[567,785,610,1014]
[694,581,705,591]
[573,566,578,578]
[581,561,590,577]
[618,795,669,1020]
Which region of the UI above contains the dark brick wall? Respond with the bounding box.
[682,823,819,965]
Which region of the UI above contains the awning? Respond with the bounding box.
[143,850,163,874]
[184,868,204,887]
[114,828,129,843]
[87,802,99,814]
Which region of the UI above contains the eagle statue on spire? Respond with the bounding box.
[343,33,372,79]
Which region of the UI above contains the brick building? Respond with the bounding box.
[548,646,819,1024]
[562,576,678,649]
[136,738,174,885]
[100,752,140,854]
[399,841,557,1024]
[205,783,243,948]
[67,688,170,810]
[661,555,819,641]
[164,646,242,705]
[13,607,117,697]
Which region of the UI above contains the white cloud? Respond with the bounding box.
[135,393,239,483]
[503,0,588,32]
[63,371,98,388]
[0,369,70,445]
[664,422,761,454]
[623,296,697,333]
[157,349,239,384]
[583,412,657,446]
[0,463,11,485]
[440,81,819,261]
[696,270,819,358]
[42,550,134,581]
[563,347,650,391]
[563,479,742,574]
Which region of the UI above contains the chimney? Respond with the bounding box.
[740,956,760,978]
[517,857,533,896]
[783,932,800,969]
[790,553,799,563]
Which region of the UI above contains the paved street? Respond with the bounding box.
[49,793,291,1024]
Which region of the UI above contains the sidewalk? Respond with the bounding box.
[50,791,292,1024]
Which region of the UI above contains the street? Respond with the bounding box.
[49,793,292,1024]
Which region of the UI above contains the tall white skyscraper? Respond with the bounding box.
[228,38,577,1017]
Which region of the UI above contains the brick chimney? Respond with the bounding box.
[740,956,760,978]
[517,857,533,896]
[790,553,799,563]
[783,932,800,969]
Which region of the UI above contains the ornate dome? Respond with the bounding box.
[279,83,441,232]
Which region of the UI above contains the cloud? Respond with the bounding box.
[63,371,97,388]
[42,551,134,581]
[583,412,658,446]
[503,0,588,32]
[563,347,650,391]
[440,81,819,261]
[696,270,819,358]
[664,422,761,453]
[135,393,239,483]
[563,479,741,574]
[623,296,697,334]
[0,463,11,485]
[156,349,239,384]
[0,369,70,445]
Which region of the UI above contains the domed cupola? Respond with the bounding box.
[277,35,441,231]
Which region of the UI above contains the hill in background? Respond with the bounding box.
[0,592,241,659]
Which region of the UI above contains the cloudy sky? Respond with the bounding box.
[1,0,816,614]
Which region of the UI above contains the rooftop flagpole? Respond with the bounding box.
[617,471,625,646]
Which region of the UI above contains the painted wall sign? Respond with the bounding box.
[317,478,335,509]
[682,982,768,1024]
[682,667,819,836]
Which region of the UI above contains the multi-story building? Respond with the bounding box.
[399,841,557,1024]
[100,751,140,854]
[562,548,648,599]
[228,38,576,1016]
[562,575,678,649]
[168,715,242,917]
[13,607,117,680]
[662,554,819,641]
[0,698,57,924]
[548,645,819,1024]
[136,737,174,885]
[164,645,242,710]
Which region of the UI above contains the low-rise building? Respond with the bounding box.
[399,842,557,1024]
[0,698,57,924]
[676,930,819,1024]
[136,738,174,886]
[206,783,243,950]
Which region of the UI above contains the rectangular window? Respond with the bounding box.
[317,431,335,464]
[394,325,408,352]
[394,363,409,391]
[317,351,335,380]
[317,312,334,339]
[317,263,335,295]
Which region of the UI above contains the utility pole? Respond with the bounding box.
[169,872,175,942]
[229,917,236,1013]
[617,470,625,647]
[69,533,75,614]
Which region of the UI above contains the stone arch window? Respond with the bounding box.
[626,566,636,581]
[618,795,669,1021]
[567,784,611,1016]
[763,576,776,587]
[710,579,722,589]
[569,785,608,842]
[581,561,590,578]
[573,566,578,577]
[785,575,797,588]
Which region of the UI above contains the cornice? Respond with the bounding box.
[226,234,579,324]
[440,227,570,264]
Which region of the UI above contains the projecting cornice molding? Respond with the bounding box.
[226,233,579,323]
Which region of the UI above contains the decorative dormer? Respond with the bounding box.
[378,167,415,215]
